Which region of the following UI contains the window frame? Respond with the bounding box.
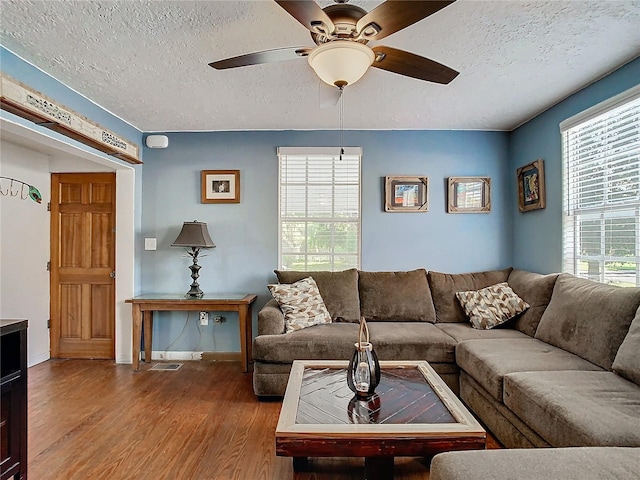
[277,146,362,272]
[560,85,640,287]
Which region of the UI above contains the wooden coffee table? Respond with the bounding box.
[276,360,486,480]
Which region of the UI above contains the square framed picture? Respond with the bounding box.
[201,170,240,203]
[384,176,428,212]
[516,159,545,212]
[447,177,491,213]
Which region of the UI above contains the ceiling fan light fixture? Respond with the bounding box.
[308,41,374,87]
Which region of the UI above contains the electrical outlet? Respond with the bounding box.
[199,311,209,325]
[213,315,224,324]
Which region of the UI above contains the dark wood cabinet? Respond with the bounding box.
[1,319,27,480]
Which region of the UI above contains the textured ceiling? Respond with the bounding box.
[1,0,639,132]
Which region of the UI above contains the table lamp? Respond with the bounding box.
[171,220,215,297]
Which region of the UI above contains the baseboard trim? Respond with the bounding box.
[201,352,241,362]
[28,351,51,368]
[147,351,241,362]
[150,351,203,361]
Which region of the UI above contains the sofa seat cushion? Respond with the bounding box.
[275,269,360,323]
[507,269,559,336]
[367,322,457,363]
[253,323,359,363]
[358,269,436,322]
[535,273,640,370]
[428,268,513,323]
[430,447,640,480]
[456,338,602,401]
[504,371,640,447]
[612,306,640,386]
[435,322,531,343]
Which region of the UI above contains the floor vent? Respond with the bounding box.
[150,363,183,371]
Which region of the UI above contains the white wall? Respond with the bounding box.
[0,141,51,366]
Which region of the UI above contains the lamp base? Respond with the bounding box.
[185,289,204,298]
[184,247,204,298]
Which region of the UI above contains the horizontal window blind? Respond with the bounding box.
[277,147,361,271]
[561,89,640,287]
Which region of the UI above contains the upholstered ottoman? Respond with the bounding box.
[430,447,640,480]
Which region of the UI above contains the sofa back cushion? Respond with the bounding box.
[427,268,513,323]
[358,269,436,322]
[275,268,360,322]
[507,269,559,336]
[612,306,640,385]
[535,274,640,370]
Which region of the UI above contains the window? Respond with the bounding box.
[277,147,361,271]
[561,86,640,287]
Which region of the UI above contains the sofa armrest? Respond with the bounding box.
[258,299,285,335]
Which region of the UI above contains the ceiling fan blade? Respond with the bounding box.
[209,47,311,70]
[274,1,335,36]
[318,81,342,108]
[356,1,455,41]
[371,46,459,84]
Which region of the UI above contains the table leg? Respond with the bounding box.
[246,304,253,372]
[132,305,142,371]
[364,456,394,480]
[143,311,153,362]
[238,305,250,373]
[292,457,309,472]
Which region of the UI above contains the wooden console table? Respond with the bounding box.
[125,294,257,373]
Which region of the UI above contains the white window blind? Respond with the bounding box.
[561,87,640,287]
[277,147,361,271]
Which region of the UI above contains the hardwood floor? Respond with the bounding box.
[28,360,500,480]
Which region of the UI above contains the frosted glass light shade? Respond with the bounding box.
[308,41,374,87]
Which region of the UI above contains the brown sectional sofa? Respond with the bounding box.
[253,266,640,471]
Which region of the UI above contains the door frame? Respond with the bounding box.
[1,116,137,364]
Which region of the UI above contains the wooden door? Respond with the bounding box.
[50,173,116,359]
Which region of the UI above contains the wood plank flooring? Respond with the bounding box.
[28,360,500,480]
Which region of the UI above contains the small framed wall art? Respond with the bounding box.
[516,159,545,212]
[384,176,429,212]
[447,177,491,213]
[201,170,240,204]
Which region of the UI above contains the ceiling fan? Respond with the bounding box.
[209,0,459,90]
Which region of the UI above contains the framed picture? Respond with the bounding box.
[384,176,428,212]
[201,170,240,203]
[516,159,545,212]
[447,177,491,213]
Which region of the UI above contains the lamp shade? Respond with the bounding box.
[308,41,374,87]
[171,221,215,248]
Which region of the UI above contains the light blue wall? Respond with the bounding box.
[509,57,640,273]
[141,130,511,352]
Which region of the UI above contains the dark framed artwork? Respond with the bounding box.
[447,177,491,213]
[516,159,545,212]
[201,170,240,203]
[384,176,428,212]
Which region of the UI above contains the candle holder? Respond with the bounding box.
[347,317,381,399]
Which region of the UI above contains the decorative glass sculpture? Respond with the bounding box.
[347,317,381,399]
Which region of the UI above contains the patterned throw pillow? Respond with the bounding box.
[268,277,332,333]
[455,282,530,330]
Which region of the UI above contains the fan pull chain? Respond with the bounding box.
[339,86,344,161]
